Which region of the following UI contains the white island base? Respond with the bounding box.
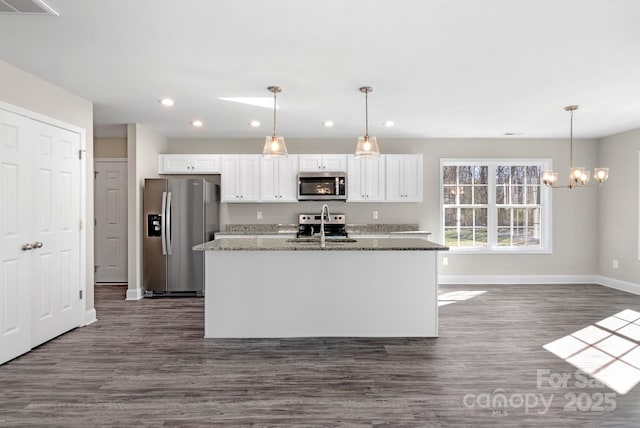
[204,249,438,338]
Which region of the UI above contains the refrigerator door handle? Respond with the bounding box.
[160,191,167,256]
[166,191,173,256]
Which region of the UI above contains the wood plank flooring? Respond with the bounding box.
[2,283,640,426]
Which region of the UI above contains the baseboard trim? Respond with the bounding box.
[125,287,144,301]
[84,308,97,326]
[596,275,640,296]
[438,274,640,296]
[439,274,598,285]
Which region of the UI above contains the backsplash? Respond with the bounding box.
[220,201,421,229]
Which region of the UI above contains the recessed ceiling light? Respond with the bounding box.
[191,120,203,127]
[504,132,523,136]
[323,121,334,128]
[160,98,174,107]
[382,120,394,127]
[249,120,261,127]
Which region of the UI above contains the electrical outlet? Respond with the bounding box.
[257,211,262,220]
[613,259,619,269]
[372,211,379,220]
[442,256,449,266]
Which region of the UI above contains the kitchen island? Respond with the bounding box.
[193,237,448,338]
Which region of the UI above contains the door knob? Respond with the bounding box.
[32,241,43,249]
[21,243,33,251]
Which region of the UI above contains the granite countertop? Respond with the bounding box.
[193,237,448,252]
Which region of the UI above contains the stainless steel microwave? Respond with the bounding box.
[297,172,347,201]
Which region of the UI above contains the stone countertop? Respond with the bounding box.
[193,237,448,252]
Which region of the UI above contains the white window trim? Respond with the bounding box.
[440,158,553,254]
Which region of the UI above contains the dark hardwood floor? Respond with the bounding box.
[2,283,640,427]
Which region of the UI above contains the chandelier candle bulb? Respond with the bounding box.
[542,171,558,186]
[595,168,609,183]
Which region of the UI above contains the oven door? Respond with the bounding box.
[297,173,346,201]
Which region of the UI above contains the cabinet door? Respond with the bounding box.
[348,156,385,202]
[299,155,323,171]
[402,155,423,202]
[191,155,221,173]
[385,155,423,202]
[347,156,366,201]
[322,155,347,171]
[260,157,279,202]
[0,109,32,365]
[159,154,192,174]
[277,156,299,201]
[238,156,260,202]
[220,156,240,202]
[385,155,405,201]
[365,156,386,201]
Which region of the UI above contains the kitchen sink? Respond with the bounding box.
[287,238,358,243]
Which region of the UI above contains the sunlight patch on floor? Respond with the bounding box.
[544,309,640,394]
[438,290,486,307]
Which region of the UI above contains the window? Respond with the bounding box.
[441,159,552,253]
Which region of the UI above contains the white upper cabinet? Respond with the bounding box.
[347,155,386,202]
[299,154,347,172]
[220,155,261,202]
[385,154,423,202]
[159,154,221,174]
[261,155,299,202]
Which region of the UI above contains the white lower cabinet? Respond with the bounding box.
[347,155,385,202]
[221,155,261,202]
[261,156,299,202]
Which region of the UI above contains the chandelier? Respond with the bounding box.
[542,105,608,188]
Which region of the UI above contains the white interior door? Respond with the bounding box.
[30,121,82,346]
[94,160,128,283]
[0,109,32,364]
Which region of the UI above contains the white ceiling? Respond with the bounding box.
[1,0,639,139]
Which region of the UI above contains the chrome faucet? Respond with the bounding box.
[319,204,331,248]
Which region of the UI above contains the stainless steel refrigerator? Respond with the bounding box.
[143,177,220,296]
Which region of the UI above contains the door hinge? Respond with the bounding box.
[94,265,98,273]
[94,218,97,227]
[79,220,83,230]
[94,171,99,179]
[78,149,86,160]
[79,290,83,299]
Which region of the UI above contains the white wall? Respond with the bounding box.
[127,124,168,299]
[598,128,640,286]
[0,60,95,313]
[166,136,600,278]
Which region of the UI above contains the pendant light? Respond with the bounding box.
[262,86,288,157]
[542,105,609,188]
[354,86,381,158]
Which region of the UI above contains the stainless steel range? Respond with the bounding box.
[297,213,348,238]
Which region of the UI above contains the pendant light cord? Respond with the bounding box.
[569,108,573,170]
[273,90,277,138]
[364,89,369,138]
